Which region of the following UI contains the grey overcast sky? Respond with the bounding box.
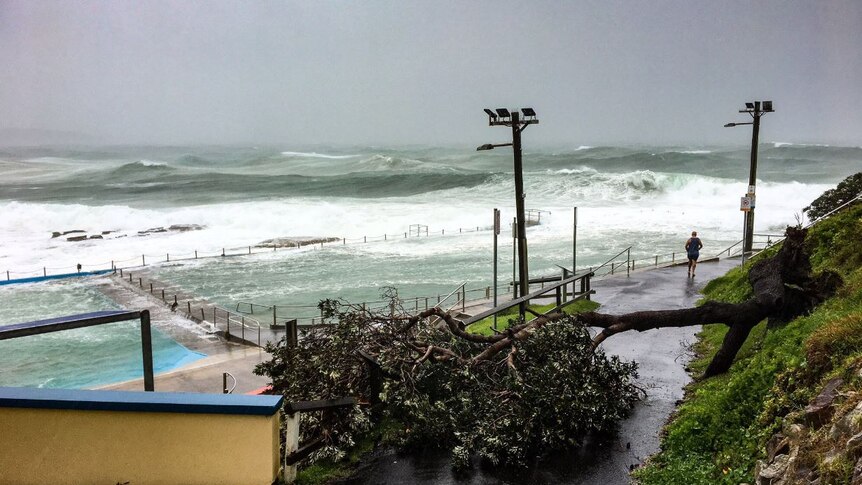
[1,1,861,147]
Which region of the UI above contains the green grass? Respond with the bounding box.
[465,298,600,336]
[635,205,862,484]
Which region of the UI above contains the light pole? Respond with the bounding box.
[725,100,774,257]
[478,108,539,316]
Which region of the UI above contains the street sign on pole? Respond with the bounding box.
[740,196,752,212]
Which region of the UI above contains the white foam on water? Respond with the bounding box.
[280,151,358,159]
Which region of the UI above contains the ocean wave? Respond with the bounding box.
[678,150,712,154]
[772,142,831,148]
[281,151,358,159]
[137,159,167,167]
[109,161,176,176]
[353,154,428,171]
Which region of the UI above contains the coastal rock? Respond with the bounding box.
[53,229,84,238]
[88,235,103,240]
[66,235,88,242]
[830,401,862,441]
[805,378,844,428]
[847,432,862,454]
[853,456,862,484]
[168,224,204,232]
[139,227,168,235]
[138,224,205,236]
[256,236,341,248]
[766,433,790,462]
[756,453,790,485]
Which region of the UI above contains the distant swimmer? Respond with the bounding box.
[685,231,703,278]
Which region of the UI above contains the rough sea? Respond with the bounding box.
[0,143,858,387]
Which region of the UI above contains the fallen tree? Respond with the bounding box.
[256,225,841,469]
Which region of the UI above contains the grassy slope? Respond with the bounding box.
[635,204,862,484]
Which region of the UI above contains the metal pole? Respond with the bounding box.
[627,248,631,277]
[139,310,154,391]
[493,208,499,330]
[511,111,529,314]
[573,207,577,273]
[512,217,517,298]
[744,104,761,253]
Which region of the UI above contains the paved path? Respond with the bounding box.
[351,257,740,485]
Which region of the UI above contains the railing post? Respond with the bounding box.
[562,268,569,302]
[655,255,659,266]
[672,252,675,263]
[195,250,198,259]
[241,315,245,340]
[200,308,205,321]
[142,254,146,266]
[187,301,192,314]
[161,289,165,300]
[273,306,277,328]
[149,283,153,293]
[139,310,155,392]
[6,270,8,281]
[43,267,46,277]
[283,411,300,483]
[555,286,562,307]
[166,253,169,262]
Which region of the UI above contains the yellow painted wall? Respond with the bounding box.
[0,407,280,485]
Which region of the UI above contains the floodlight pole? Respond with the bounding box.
[511,111,530,308]
[744,109,761,254]
[726,101,773,257]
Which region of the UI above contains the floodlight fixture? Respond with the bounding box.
[745,102,755,110]
[724,123,736,128]
[477,144,495,151]
[763,101,773,112]
[521,108,536,117]
[484,108,498,119]
[496,108,511,118]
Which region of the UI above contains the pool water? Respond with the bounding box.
[0,278,205,389]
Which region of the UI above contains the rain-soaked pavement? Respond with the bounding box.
[348,257,741,484]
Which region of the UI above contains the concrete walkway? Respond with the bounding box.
[351,257,741,485]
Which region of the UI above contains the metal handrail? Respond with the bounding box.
[435,281,467,312]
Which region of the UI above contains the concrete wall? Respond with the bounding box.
[0,387,282,485]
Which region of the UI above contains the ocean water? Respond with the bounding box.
[0,143,857,327]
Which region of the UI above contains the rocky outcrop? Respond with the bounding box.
[256,236,340,248]
[138,224,204,236]
[52,229,84,238]
[756,376,862,485]
[804,378,844,428]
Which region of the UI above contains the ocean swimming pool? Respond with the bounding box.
[0,278,205,389]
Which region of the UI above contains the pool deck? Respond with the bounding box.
[93,276,275,394]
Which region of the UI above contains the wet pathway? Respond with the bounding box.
[349,257,740,484]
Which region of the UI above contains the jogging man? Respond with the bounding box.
[685,231,703,278]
